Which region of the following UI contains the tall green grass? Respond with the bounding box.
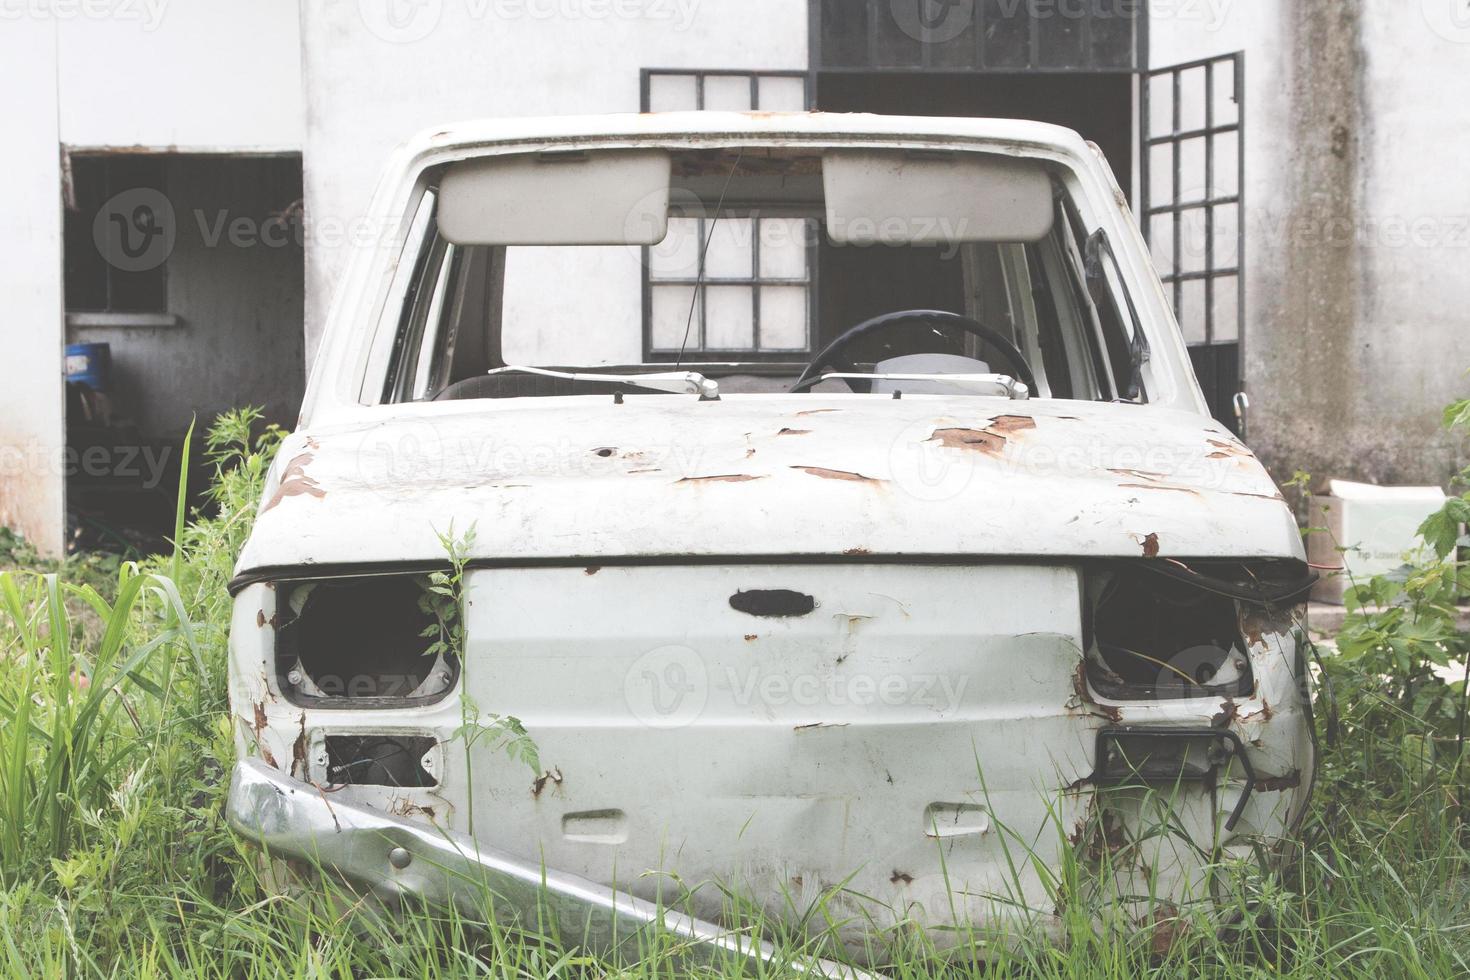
[0,409,1467,977]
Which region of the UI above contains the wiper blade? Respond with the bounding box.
[486,366,720,400]
[814,373,1030,400]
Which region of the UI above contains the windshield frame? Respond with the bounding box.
[304,118,1201,427]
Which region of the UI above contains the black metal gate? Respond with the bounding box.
[1141,53,1246,435]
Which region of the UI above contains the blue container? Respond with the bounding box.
[65,342,111,393]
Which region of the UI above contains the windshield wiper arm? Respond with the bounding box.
[486,366,720,400]
[815,373,1030,400]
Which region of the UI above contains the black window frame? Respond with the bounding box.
[63,154,171,315]
[639,69,816,363]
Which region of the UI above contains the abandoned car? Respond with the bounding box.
[226,112,1315,968]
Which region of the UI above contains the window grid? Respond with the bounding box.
[647,215,815,355]
[640,68,810,113]
[1140,53,1245,348]
[640,69,815,360]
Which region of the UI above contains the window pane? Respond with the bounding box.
[702,75,752,111]
[1211,58,1240,126]
[1178,278,1206,344]
[1178,66,1207,133]
[1148,71,1174,136]
[757,75,806,111]
[1177,138,1206,204]
[704,285,754,349]
[651,283,698,350]
[649,217,701,279]
[703,217,753,278]
[1212,275,1240,342]
[1211,203,1240,268]
[759,218,807,278]
[648,73,697,111]
[1212,130,1240,199]
[1148,143,1174,209]
[759,285,808,351]
[1178,206,1208,276]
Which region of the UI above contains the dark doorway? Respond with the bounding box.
[815,71,1135,195]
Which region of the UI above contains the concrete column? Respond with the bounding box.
[0,18,67,556]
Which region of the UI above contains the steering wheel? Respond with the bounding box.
[791,309,1038,395]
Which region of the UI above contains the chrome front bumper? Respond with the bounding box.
[226,759,874,978]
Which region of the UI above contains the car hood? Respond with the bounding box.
[233,394,1301,578]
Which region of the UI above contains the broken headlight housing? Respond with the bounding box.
[1083,558,1314,700]
[273,574,459,707]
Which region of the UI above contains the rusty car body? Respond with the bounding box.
[225,112,1315,969]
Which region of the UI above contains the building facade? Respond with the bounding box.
[3,0,1469,554]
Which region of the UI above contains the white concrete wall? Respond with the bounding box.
[0,18,67,556]
[56,0,303,149]
[1149,0,1470,485]
[300,0,809,361]
[0,0,305,551]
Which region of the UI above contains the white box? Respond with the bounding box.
[1306,480,1448,604]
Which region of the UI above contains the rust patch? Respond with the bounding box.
[889,870,914,885]
[252,702,268,738]
[678,474,765,484]
[256,609,267,628]
[263,453,325,512]
[1085,811,1131,863]
[289,713,308,780]
[1213,699,1239,728]
[1119,483,1201,496]
[1240,605,1294,648]
[988,415,1037,435]
[1142,906,1190,957]
[531,767,564,799]
[1140,532,1161,558]
[791,466,883,484]
[777,428,811,436]
[928,415,1036,457]
[391,800,437,819]
[1206,438,1253,459]
[844,547,872,556]
[744,634,758,642]
[584,566,601,576]
[929,428,1005,455]
[1256,771,1302,792]
[1244,700,1275,723]
[1072,661,1123,723]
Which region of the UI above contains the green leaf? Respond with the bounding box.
[1419,506,1463,560]
[1443,398,1470,431]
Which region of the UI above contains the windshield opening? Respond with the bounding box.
[374,145,1142,405]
